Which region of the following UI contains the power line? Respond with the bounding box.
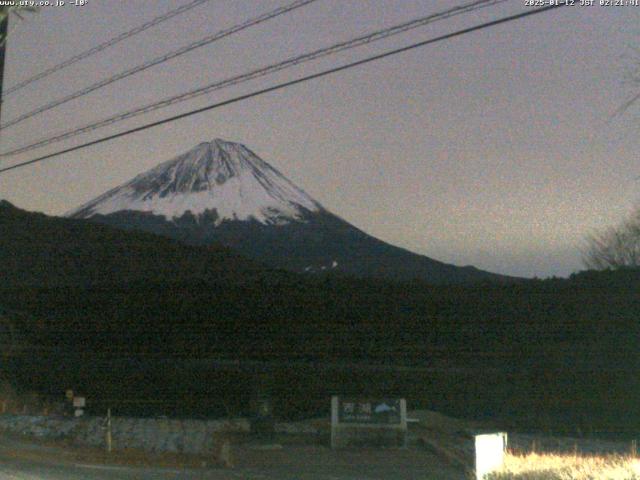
[0,3,569,176]
[2,0,214,99]
[0,0,319,131]
[0,0,507,158]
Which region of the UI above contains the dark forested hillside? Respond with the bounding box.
[0,200,275,288]
[2,200,640,433]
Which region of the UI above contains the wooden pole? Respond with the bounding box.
[106,408,112,453]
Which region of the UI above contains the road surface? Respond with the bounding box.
[0,436,464,479]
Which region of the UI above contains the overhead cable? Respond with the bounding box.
[3,0,214,98]
[1,0,506,157]
[0,3,569,175]
[0,0,319,130]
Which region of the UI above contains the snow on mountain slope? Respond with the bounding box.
[69,139,322,225]
[68,137,515,284]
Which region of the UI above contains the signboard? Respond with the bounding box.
[331,396,407,448]
[73,396,86,408]
[338,398,402,425]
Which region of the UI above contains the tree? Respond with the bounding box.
[582,206,640,270]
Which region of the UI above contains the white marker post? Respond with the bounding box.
[475,432,507,480]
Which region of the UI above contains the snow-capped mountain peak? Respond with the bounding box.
[68,138,322,225]
[67,137,511,284]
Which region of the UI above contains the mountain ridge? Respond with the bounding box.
[69,139,322,226]
[69,138,515,284]
[0,199,272,288]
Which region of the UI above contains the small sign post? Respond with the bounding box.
[73,396,86,417]
[331,396,407,448]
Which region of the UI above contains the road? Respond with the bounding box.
[0,436,465,479]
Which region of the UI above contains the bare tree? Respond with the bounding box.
[582,206,640,270]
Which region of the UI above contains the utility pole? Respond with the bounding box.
[0,11,8,124]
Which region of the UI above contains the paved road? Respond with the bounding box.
[0,437,464,479]
[0,456,267,480]
[0,436,256,480]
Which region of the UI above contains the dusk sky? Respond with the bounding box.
[0,0,638,278]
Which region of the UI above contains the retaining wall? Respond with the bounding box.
[0,414,251,454]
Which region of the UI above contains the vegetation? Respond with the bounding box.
[1,201,640,431]
[583,205,640,270]
[488,452,640,479]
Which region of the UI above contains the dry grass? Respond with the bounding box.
[487,452,640,479]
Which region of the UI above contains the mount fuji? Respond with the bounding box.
[69,138,509,284]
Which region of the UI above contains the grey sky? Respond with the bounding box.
[0,0,638,278]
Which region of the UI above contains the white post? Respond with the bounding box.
[475,432,507,480]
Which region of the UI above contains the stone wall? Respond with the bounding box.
[0,414,251,454]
